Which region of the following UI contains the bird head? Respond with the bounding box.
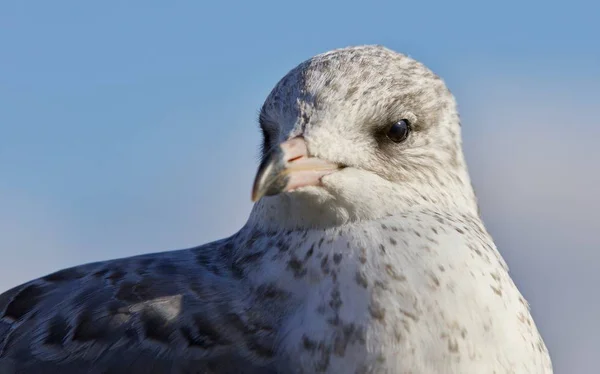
[249,45,477,230]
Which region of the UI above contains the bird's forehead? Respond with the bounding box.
[261,46,449,132]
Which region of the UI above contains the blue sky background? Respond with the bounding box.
[1,1,598,372]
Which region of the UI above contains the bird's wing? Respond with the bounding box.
[0,238,281,374]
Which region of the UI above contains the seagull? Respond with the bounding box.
[0,45,553,373]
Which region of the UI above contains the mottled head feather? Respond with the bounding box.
[251,45,477,231]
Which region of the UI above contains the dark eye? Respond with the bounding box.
[386,119,411,143]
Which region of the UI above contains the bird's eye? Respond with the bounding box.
[386,119,411,143]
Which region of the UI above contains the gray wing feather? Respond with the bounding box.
[0,238,282,373]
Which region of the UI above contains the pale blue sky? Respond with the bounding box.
[1,1,599,372]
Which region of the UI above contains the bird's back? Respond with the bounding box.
[0,238,281,374]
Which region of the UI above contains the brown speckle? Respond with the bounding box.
[490,285,502,296]
[239,251,265,264]
[329,289,342,311]
[355,271,368,288]
[256,283,289,300]
[385,264,406,281]
[519,296,527,306]
[394,325,405,343]
[315,341,331,372]
[277,238,290,252]
[374,280,389,290]
[428,272,440,287]
[369,301,386,321]
[359,247,367,264]
[302,335,317,351]
[333,334,347,357]
[287,257,306,278]
[448,338,459,353]
[304,244,315,260]
[399,308,419,322]
[345,86,358,100]
[321,255,330,274]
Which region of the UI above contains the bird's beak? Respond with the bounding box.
[251,137,342,202]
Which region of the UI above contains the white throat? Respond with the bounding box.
[247,165,478,232]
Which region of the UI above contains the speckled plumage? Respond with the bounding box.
[0,45,552,373]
